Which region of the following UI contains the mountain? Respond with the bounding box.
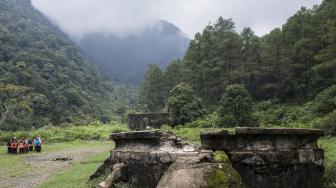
[76,20,190,85]
[0,0,132,131]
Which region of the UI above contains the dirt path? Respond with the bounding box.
[0,146,110,188]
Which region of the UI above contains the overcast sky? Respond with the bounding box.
[31,0,322,38]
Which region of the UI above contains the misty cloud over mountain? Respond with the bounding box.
[32,0,321,38]
[76,20,189,84]
[31,0,321,85]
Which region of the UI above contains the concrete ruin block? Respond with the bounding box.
[92,130,243,188]
[201,127,325,188]
[127,113,171,130]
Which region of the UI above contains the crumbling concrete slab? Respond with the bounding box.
[201,127,325,188]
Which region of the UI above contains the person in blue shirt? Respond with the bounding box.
[34,137,41,153]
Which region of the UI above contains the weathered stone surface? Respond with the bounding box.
[127,113,171,130]
[157,162,243,188]
[201,127,325,188]
[92,130,242,188]
[93,128,324,188]
[97,163,127,188]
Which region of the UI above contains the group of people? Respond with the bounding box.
[7,136,42,154]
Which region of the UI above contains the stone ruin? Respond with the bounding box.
[201,128,325,188]
[127,113,171,130]
[91,128,324,188]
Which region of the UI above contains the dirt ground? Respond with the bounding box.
[0,147,110,188]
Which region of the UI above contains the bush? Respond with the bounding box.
[218,84,255,127]
[99,115,111,124]
[186,112,222,128]
[320,138,336,188]
[314,85,336,114]
[315,110,336,133]
[167,83,205,125]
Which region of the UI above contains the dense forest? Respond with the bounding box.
[140,0,336,129]
[0,0,133,131]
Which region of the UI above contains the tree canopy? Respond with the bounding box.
[0,0,134,130]
[140,0,336,127]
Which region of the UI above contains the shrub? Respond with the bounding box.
[99,115,111,124]
[218,84,255,127]
[167,83,205,125]
[315,110,336,133]
[314,85,336,114]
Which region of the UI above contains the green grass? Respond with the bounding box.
[38,151,110,188]
[160,126,227,145]
[319,137,336,187]
[0,141,112,180]
[0,122,128,143]
[0,149,32,179]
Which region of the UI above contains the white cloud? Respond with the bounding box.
[31,0,322,38]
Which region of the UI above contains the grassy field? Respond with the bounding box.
[38,151,109,188]
[0,141,113,188]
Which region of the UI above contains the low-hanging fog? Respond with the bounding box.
[31,0,321,38]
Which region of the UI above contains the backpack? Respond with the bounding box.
[34,139,41,146]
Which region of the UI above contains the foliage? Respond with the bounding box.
[0,122,128,143]
[140,0,336,126]
[184,112,221,128]
[99,115,111,124]
[314,110,336,133]
[167,83,205,125]
[218,84,255,127]
[213,150,228,162]
[319,137,336,188]
[206,166,243,188]
[313,85,336,114]
[0,0,134,130]
[140,64,165,112]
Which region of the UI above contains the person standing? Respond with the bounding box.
[24,138,29,153]
[34,138,41,153]
[18,140,24,154]
[11,139,18,154]
[28,139,34,151]
[7,140,11,154]
[37,135,42,152]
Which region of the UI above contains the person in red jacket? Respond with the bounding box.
[18,140,24,154]
[11,139,18,154]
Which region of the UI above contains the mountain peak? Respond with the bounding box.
[77,20,190,85]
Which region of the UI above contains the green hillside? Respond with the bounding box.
[0,0,134,131]
[139,0,336,130]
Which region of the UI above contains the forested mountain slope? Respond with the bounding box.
[0,0,132,131]
[140,0,336,129]
[76,20,189,85]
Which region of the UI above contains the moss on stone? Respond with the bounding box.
[206,163,243,188]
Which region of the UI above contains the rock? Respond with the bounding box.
[92,128,324,188]
[92,130,240,188]
[201,127,325,188]
[97,163,127,188]
[128,113,171,130]
[157,164,207,188]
